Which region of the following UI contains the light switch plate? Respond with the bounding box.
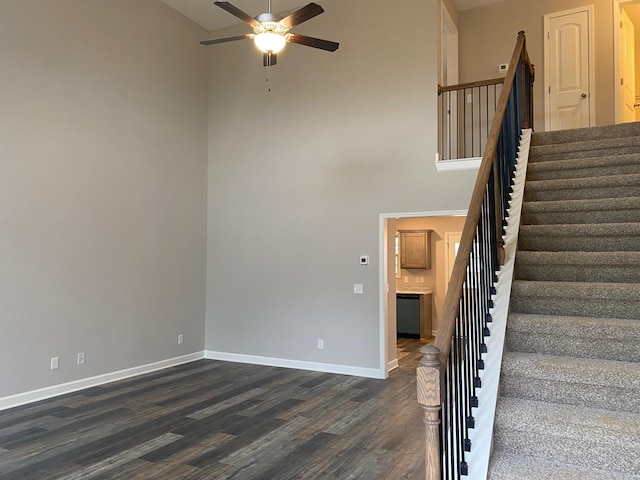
[353,284,364,294]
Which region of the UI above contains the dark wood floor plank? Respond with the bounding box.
[0,339,430,479]
[185,387,265,420]
[54,432,183,480]
[219,415,311,468]
[138,431,235,465]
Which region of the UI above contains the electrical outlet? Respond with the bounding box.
[317,339,324,350]
[177,334,184,345]
[77,352,85,365]
[353,284,364,294]
[50,357,59,370]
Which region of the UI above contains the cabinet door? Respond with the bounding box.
[400,230,432,269]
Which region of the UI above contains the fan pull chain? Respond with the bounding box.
[266,65,271,93]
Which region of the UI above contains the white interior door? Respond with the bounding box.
[621,9,637,122]
[544,7,594,131]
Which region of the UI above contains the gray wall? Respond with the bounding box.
[458,0,616,129]
[205,0,478,371]
[0,0,209,397]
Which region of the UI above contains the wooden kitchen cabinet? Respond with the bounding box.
[399,230,432,269]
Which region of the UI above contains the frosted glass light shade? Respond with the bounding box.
[254,32,286,53]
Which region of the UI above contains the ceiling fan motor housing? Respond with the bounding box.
[254,13,288,39]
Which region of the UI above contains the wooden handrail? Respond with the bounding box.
[438,77,505,94]
[433,31,527,363]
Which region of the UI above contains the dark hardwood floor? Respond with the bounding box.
[0,339,431,479]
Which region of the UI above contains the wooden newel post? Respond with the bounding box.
[417,345,443,480]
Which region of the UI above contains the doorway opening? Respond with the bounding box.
[379,211,466,377]
[614,0,640,123]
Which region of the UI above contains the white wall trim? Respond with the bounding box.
[387,359,399,372]
[0,352,205,412]
[381,209,468,220]
[435,157,482,172]
[205,350,383,379]
[379,209,468,378]
[466,129,532,480]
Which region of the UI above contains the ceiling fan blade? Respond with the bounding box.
[199,34,253,45]
[263,53,277,67]
[214,1,260,26]
[280,3,324,29]
[287,34,339,52]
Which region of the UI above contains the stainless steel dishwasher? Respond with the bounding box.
[396,293,420,338]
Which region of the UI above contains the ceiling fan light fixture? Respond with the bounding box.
[202,2,339,66]
[254,32,287,53]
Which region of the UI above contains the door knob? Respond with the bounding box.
[580,93,587,99]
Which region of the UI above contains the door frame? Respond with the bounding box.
[378,210,467,378]
[439,2,459,160]
[614,0,640,123]
[440,1,459,86]
[543,5,596,131]
[444,231,462,294]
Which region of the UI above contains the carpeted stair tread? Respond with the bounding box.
[510,280,640,319]
[523,173,640,202]
[500,351,640,412]
[515,251,640,283]
[521,197,640,225]
[518,222,640,252]
[529,135,640,161]
[527,153,640,180]
[488,452,639,480]
[506,313,640,362]
[493,397,640,475]
[530,122,640,146]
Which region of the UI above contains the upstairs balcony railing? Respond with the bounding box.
[417,31,534,480]
[438,78,504,161]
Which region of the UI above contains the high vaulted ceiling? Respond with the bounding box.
[161,0,505,32]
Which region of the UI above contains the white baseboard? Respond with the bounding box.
[1,350,386,412]
[0,351,204,412]
[205,350,384,379]
[387,358,399,373]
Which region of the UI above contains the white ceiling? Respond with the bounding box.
[161,0,323,31]
[161,0,505,32]
[454,0,505,12]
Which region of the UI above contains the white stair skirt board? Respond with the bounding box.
[0,351,204,412]
[466,129,532,480]
[205,351,383,379]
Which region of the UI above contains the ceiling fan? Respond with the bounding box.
[200,1,339,67]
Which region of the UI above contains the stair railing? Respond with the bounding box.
[438,78,504,161]
[417,31,534,480]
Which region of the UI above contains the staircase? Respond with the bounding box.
[487,122,640,480]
